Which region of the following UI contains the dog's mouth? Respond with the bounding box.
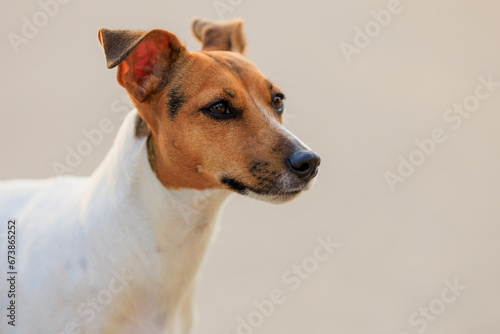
[219,155,320,203]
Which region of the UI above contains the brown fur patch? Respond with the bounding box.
[146,135,158,176]
[134,51,292,191]
[134,114,150,138]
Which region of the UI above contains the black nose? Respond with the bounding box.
[287,151,321,181]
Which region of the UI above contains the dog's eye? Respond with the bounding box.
[210,102,228,115]
[273,94,285,114]
[204,101,237,120]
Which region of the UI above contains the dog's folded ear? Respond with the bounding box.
[98,28,187,102]
[191,17,246,54]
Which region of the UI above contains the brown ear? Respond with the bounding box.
[191,17,246,54]
[98,28,187,102]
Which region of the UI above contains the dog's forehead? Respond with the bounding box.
[163,51,278,118]
[190,51,264,82]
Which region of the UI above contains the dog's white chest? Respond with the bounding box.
[0,111,229,334]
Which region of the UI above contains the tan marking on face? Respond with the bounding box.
[130,51,303,194]
[99,24,319,199]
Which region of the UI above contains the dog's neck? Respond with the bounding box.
[80,110,230,331]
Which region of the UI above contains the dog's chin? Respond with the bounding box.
[220,175,315,204]
[244,189,303,204]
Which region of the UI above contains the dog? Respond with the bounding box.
[0,17,320,334]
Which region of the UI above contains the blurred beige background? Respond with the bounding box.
[1,0,499,333]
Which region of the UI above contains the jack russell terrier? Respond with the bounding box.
[0,17,320,334]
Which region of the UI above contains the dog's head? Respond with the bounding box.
[98,18,320,203]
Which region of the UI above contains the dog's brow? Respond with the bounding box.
[266,80,274,91]
[223,89,235,98]
[266,80,285,99]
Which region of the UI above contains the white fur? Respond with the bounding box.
[0,110,230,334]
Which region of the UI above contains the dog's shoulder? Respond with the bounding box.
[0,176,86,219]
